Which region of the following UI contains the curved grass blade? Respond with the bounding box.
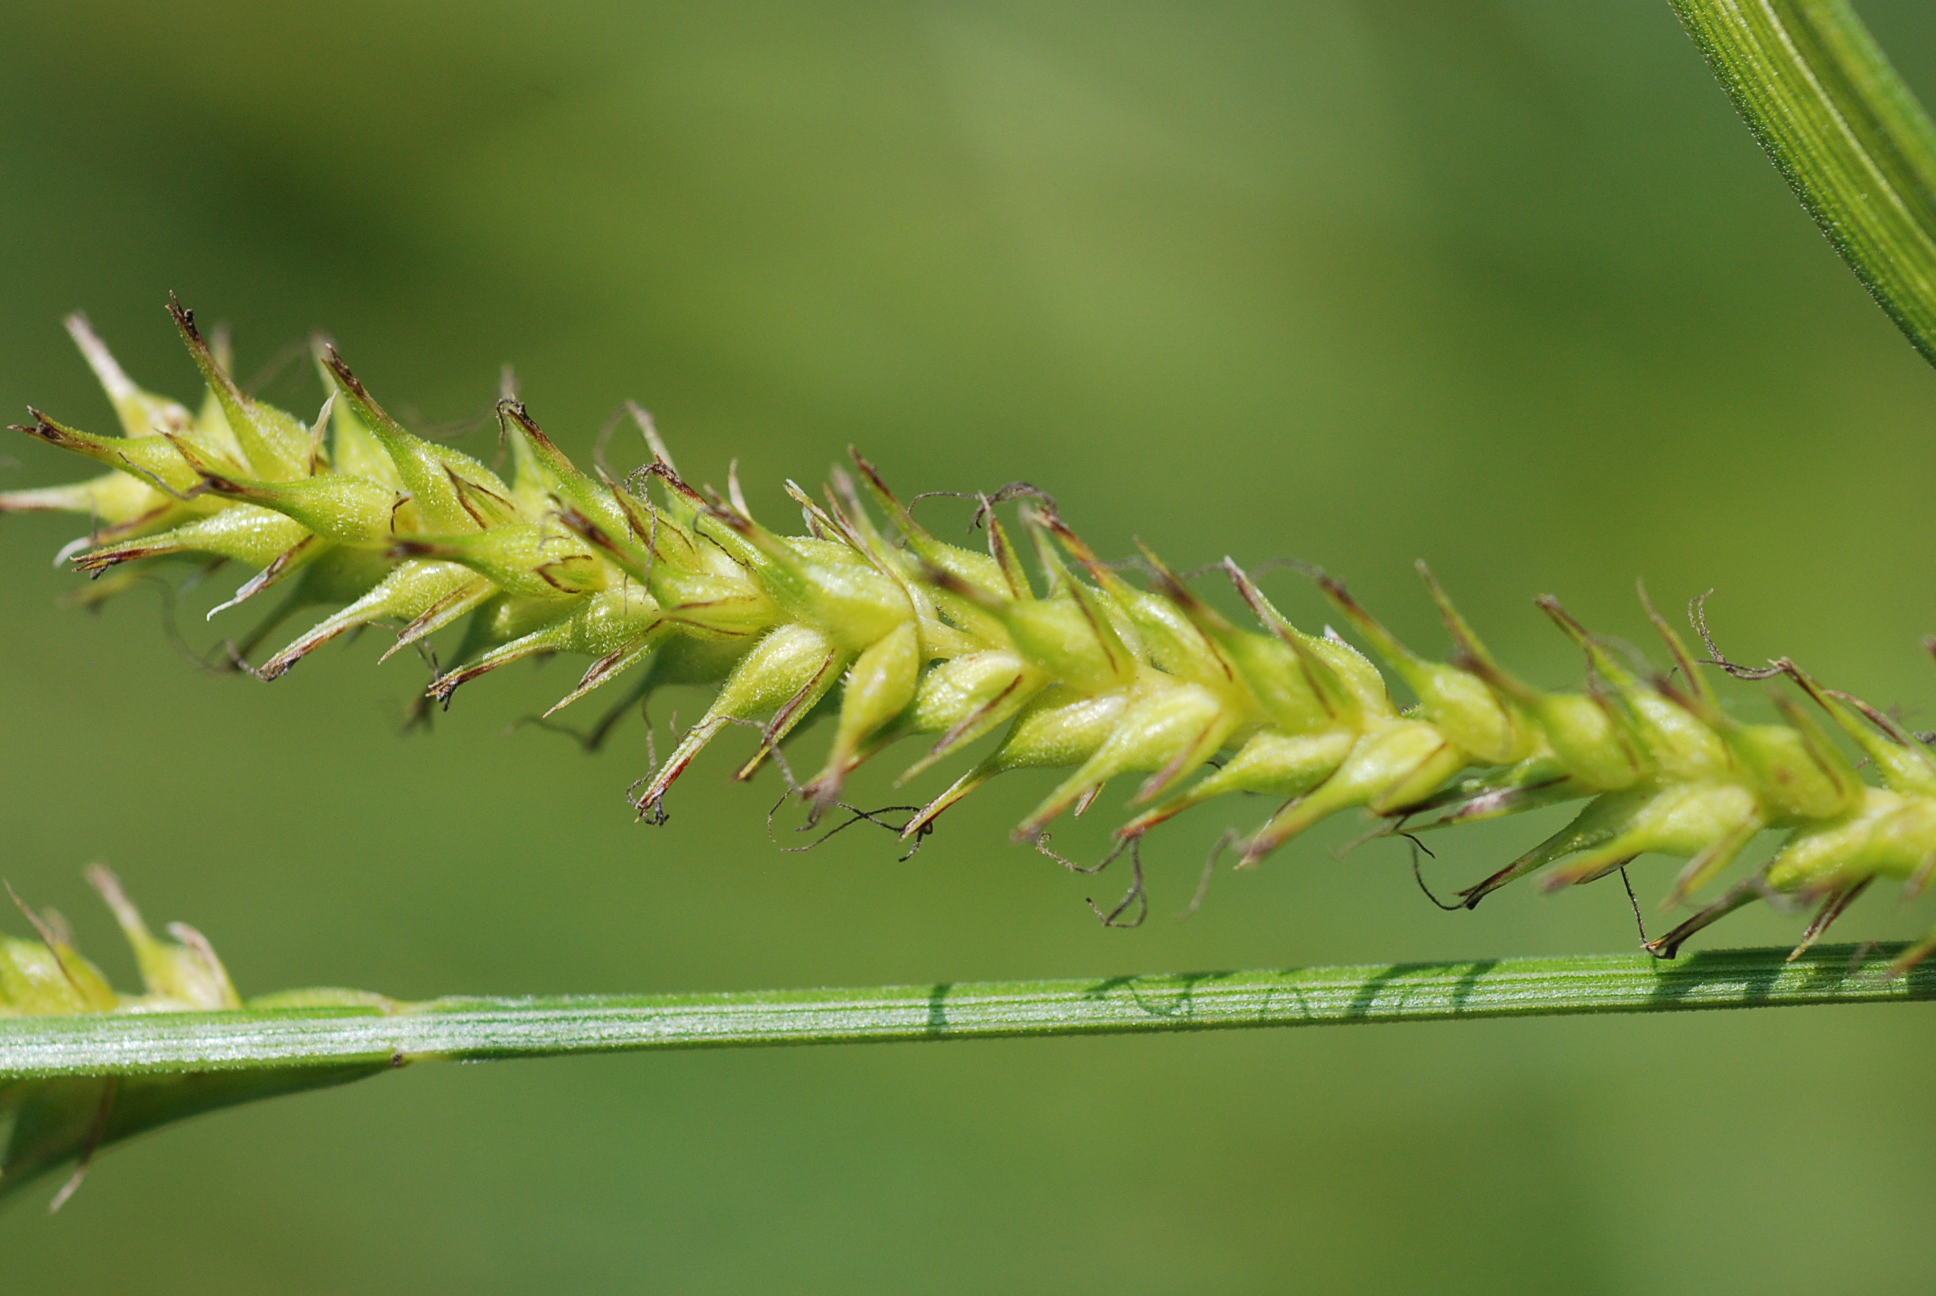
[1672,0,1936,363]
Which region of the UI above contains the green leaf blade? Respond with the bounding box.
[5,946,1931,1205]
[1673,0,1936,363]
[5,944,1931,1083]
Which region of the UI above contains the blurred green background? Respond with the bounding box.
[4,0,1936,1290]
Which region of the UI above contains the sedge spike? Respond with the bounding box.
[0,869,393,1208]
[12,303,1936,961]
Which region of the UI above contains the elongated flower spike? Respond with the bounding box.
[17,304,1936,960]
[1,869,394,1207]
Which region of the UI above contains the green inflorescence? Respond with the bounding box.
[1,867,241,1021]
[11,302,1936,962]
[0,867,394,1206]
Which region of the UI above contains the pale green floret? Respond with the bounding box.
[0,938,117,1017]
[173,301,312,481]
[67,312,196,441]
[809,620,922,807]
[1763,788,1915,893]
[1051,524,1226,690]
[851,452,1014,604]
[1316,573,1528,765]
[637,623,846,814]
[433,584,665,704]
[1836,795,1936,884]
[499,401,631,536]
[869,650,1041,790]
[1525,692,1644,792]
[18,303,1936,959]
[18,411,218,501]
[1017,676,1236,839]
[1622,690,1733,782]
[1539,596,1731,781]
[258,559,478,678]
[323,351,512,532]
[0,468,168,524]
[972,687,1135,775]
[460,589,596,652]
[1722,721,1860,826]
[750,533,914,652]
[0,869,399,1206]
[1239,719,1468,867]
[1223,563,1392,724]
[1210,629,1339,733]
[901,649,1034,737]
[1788,665,1936,798]
[0,869,246,1018]
[397,525,606,599]
[540,625,742,720]
[1401,756,1585,831]
[1153,566,1339,734]
[318,359,403,488]
[906,687,1136,838]
[1547,780,1762,892]
[1002,597,1135,694]
[1119,728,1360,838]
[75,504,312,573]
[87,865,239,1012]
[174,448,401,545]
